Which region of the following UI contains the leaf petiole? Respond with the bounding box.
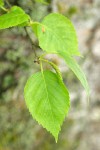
[0,6,8,12]
[39,57,63,81]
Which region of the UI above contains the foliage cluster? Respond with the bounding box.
[0,0,89,142]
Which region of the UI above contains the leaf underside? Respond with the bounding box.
[32,13,80,56]
[0,6,30,29]
[24,71,70,141]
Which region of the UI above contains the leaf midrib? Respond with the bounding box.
[41,72,56,134]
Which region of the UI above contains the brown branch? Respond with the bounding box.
[24,27,40,58]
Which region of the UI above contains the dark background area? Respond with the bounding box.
[0,0,100,150]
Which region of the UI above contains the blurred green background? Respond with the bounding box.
[0,0,100,150]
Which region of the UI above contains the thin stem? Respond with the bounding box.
[39,58,63,81]
[39,52,57,59]
[30,0,35,5]
[24,27,39,58]
[5,0,11,8]
[40,60,43,73]
[0,0,11,12]
[0,6,8,12]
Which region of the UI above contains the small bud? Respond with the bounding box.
[42,26,46,33]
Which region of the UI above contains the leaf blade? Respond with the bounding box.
[24,71,70,141]
[32,13,80,56]
[0,6,30,29]
[59,52,90,96]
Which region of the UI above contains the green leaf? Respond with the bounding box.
[17,21,29,27]
[0,6,30,30]
[32,13,80,56]
[0,0,4,7]
[24,71,70,142]
[59,52,90,96]
[35,0,49,4]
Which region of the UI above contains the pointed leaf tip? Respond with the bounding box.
[24,71,70,140]
[59,52,90,96]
